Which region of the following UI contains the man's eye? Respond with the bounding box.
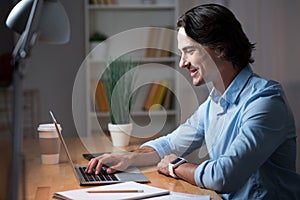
[186,49,195,55]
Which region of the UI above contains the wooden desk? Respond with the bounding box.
[22,135,221,200]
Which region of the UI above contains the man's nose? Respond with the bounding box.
[179,56,189,68]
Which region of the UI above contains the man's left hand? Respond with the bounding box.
[157,154,177,176]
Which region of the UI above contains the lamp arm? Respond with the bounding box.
[8,1,44,200]
[7,0,70,199]
[16,0,43,60]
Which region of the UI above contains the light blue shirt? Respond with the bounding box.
[142,66,300,199]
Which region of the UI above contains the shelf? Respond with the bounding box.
[132,110,177,116]
[84,0,179,136]
[90,110,177,118]
[88,56,177,64]
[88,4,175,10]
[135,57,177,63]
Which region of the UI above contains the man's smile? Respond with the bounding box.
[189,67,199,78]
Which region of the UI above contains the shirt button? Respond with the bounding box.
[219,98,228,113]
[220,98,226,107]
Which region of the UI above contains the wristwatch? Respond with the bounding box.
[168,157,187,178]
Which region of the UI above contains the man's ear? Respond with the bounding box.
[214,47,225,59]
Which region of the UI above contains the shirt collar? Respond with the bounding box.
[210,65,254,105]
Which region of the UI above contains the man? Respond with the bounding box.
[86,4,300,199]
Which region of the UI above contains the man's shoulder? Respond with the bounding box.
[246,74,283,94]
[238,75,287,112]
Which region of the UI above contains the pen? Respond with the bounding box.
[87,189,144,193]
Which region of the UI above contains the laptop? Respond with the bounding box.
[49,111,150,186]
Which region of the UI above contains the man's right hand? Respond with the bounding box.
[85,146,160,175]
[85,153,131,175]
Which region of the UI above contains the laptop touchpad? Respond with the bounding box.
[116,172,149,182]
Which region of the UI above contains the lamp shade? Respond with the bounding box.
[39,0,70,44]
[6,0,33,34]
[6,0,70,44]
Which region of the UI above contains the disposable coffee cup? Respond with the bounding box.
[37,123,62,164]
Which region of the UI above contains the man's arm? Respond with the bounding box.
[86,103,206,175]
[85,146,161,174]
[157,154,198,185]
[133,146,156,153]
[174,163,198,185]
[128,146,161,167]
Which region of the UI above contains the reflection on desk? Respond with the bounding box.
[21,134,222,200]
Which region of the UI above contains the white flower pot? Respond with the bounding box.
[108,123,132,147]
[90,41,107,60]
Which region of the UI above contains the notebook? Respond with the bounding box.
[49,111,149,186]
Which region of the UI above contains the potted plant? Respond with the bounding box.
[103,57,137,146]
[89,31,108,60]
[90,32,108,42]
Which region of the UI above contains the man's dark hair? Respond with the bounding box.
[177,4,255,69]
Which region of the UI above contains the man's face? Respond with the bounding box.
[177,27,218,86]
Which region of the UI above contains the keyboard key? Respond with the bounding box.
[79,166,118,182]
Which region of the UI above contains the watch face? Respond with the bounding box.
[171,157,184,165]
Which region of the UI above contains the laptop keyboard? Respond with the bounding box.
[79,167,118,182]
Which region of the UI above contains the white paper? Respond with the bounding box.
[147,192,210,200]
[53,181,169,200]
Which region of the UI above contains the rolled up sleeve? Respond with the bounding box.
[141,104,207,158]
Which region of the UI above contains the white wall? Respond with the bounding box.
[178,0,300,173]
[23,0,86,137]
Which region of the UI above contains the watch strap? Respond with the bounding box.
[168,162,178,178]
[168,157,187,178]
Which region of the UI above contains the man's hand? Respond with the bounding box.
[85,146,161,175]
[85,153,131,174]
[157,154,177,176]
[157,154,198,185]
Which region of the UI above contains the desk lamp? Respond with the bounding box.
[6,0,70,199]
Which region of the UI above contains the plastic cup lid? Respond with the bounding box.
[37,123,62,131]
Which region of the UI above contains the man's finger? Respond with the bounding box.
[86,158,98,173]
[95,161,103,174]
[106,167,117,174]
